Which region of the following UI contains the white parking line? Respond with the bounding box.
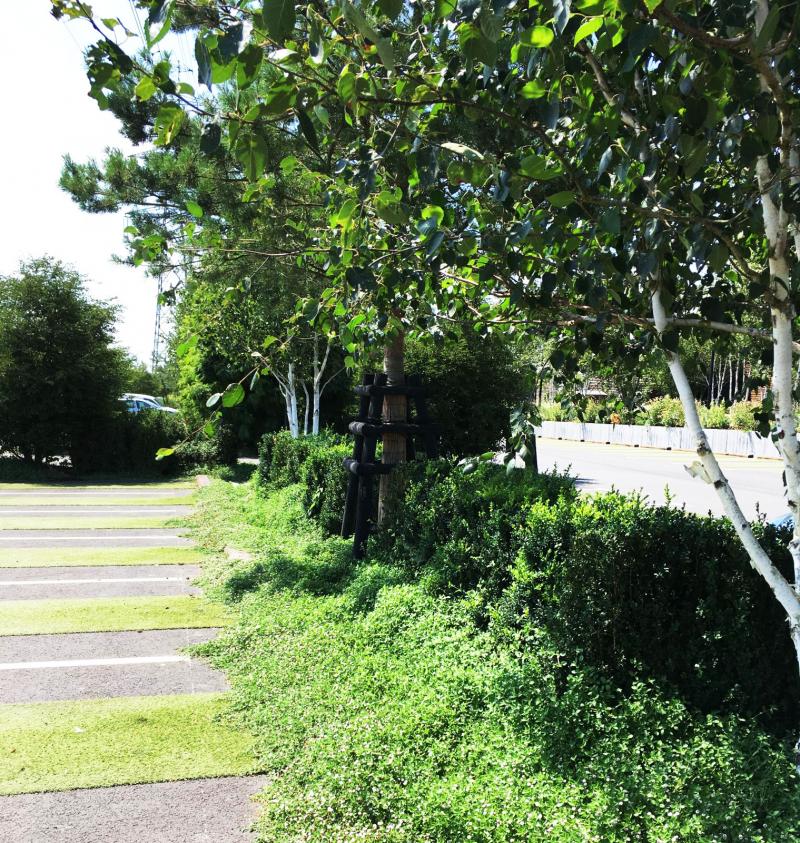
[0,655,190,671]
[0,577,191,586]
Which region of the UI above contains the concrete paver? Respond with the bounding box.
[0,564,202,600]
[0,628,219,663]
[0,529,194,548]
[0,629,225,702]
[0,775,267,843]
[0,564,202,583]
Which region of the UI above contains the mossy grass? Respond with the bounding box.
[0,693,254,795]
[0,480,195,492]
[0,546,205,568]
[0,495,196,507]
[0,516,181,530]
[0,595,229,636]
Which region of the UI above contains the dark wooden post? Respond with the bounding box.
[341,373,373,538]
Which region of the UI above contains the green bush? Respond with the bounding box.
[639,396,685,427]
[73,410,234,475]
[71,410,185,474]
[538,402,573,421]
[405,331,526,456]
[372,460,576,595]
[300,439,351,534]
[729,401,758,431]
[258,430,315,487]
[699,402,730,429]
[495,494,799,735]
[193,481,800,843]
[257,430,349,532]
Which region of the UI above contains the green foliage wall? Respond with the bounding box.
[405,332,527,456]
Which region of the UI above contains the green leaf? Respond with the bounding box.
[378,0,403,18]
[440,142,484,160]
[222,383,245,408]
[573,16,603,45]
[146,3,172,47]
[643,0,661,11]
[155,448,175,460]
[459,23,497,65]
[335,198,359,227]
[296,109,319,152]
[520,26,554,47]
[519,153,561,180]
[153,103,184,146]
[375,191,409,225]
[134,76,157,101]
[264,86,295,114]
[262,0,296,42]
[341,1,395,72]
[176,334,199,357]
[185,201,203,218]
[206,392,222,408]
[235,131,270,181]
[337,67,357,102]
[195,37,212,89]
[520,80,547,99]
[547,191,576,208]
[236,43,262,88]
[270,48,299,63]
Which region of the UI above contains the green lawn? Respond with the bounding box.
[0,516,180,530]
[0,481,195,491]
[0,693,254,795]
[0,546,204,568]
[0,595,229,636]
[0,495,196,507]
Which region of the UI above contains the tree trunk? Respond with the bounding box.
[378,332,407,524]
[287,363,299,437]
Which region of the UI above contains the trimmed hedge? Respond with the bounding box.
[258,430,349,533]
[496,495,799,734]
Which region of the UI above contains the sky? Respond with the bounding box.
[0,2,193,366]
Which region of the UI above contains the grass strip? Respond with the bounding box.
[0,482,195,492]
[0,546,204,568]
[0,693,253,795]
[0,517,180,530]
[0,496,196,507]
[0,595,229,636]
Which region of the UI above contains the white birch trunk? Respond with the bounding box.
[652,286,800,765]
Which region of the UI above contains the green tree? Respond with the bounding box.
[0,257,128,464]
[54,0,800,739]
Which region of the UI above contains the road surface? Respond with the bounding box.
[536,437,786,522]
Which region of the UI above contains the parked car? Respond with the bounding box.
[120,393,179,414]
[771,512,794,530]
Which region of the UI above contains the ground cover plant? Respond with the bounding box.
[0,693,252,795]
[189,443,800,842]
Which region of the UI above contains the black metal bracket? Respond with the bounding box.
[341,373,438,558]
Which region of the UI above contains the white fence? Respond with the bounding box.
[535,421,780,459]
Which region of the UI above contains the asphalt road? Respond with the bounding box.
[536,437,787,522]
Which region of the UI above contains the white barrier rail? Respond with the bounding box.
[535,421,781,459]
